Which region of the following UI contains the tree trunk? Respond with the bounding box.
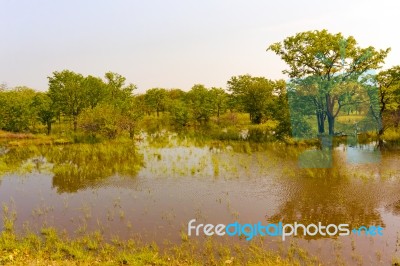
[129,126,135,139]
[325,94,336,136]
[47,122,52,135]
[377,126,384,147]
[328,115,335,135]
[317,112,325,134]
[73,116,78,132]
[252,113,262,124]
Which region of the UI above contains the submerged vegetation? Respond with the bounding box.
[0,205,321,266]
[1,131,400,264]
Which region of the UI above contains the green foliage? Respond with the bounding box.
[268,29,390,79]
[0,29,399,145]
[227,75,282,125]
[79,97,143,139]
[247,121,278,142]
[31,92,56,134]
[209,87,228,119]
[79,104,121,139]
[105,71,136,105]
[0,87,37,132]
[376,66,400,133]
[186,84,214,124]
[46,142,143,193]
[268,80,291,138]
[48,70,139,134]
[170,100,190,127]
[210,127,241,141]
[382,128,400,144]
[268,29,390,135]
[84,75,109,109]
[48,70,87,131]
[144,88,168,117]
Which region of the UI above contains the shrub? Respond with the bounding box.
[247,121,278,142]
[78,104,120,139]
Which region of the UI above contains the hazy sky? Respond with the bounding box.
[1,0,399,92]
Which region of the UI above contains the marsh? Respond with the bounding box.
[1,133,399,265]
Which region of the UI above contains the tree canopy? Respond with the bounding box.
[268,29,390,135]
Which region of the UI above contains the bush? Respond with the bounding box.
[247,121,278,142]
[170,101,191,127]
[78,104,120,139]
[382,128,400,143]
[209,126,241,141]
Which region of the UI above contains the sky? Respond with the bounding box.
[1,0,399,93]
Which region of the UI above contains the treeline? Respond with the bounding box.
[0,71,138,138]
[1,29,400,142]
[0,71,290,139]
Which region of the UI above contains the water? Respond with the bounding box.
[0,136,400,265]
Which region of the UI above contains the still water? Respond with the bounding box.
[1,134,400,265]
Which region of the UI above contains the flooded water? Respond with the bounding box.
[1,134,400,265]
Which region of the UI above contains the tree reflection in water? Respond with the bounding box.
[267,149,400,240]
[0,142,143,193]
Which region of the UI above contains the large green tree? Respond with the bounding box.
[227,75,276,124]
[268,29,390,135]
[209,87,228,121]
[0,87,37,132]
[84,75,108,109]
[105,72,136,105]
[48,70,87,132]
[144,88,167,117]
[117,94,144,139]
[186,84,214,124]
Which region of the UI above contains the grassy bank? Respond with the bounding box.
[0,207,319,266]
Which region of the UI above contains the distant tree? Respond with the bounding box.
[79,103,120,139]
[186,84,214,124]
[225,93,239,112]
[167,88,186,101]
[170,100,190,127]
[31,92,56,134]
[0,87,37,132]
[136,94,151,115]
[209,87,228,120]
[164,89,186,113]
[84,75,108,109]
[104,72,136,105]
[227,75,275,124]
[48,70,87,132]
[0,88,6,129]
[161,89,189,127]
[144,88,167,117]
[118,96,145,139]
[79,95,143,140]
